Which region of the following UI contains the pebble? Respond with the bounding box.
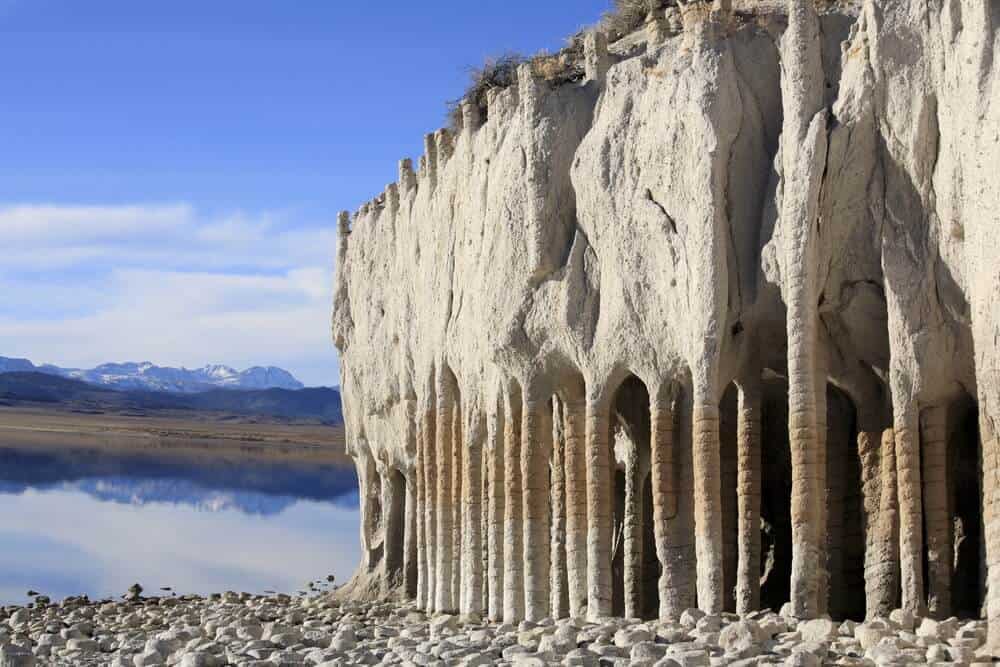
[0,590,992,667]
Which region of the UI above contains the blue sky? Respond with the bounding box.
[0,0,609,386]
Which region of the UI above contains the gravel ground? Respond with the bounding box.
[0,590,994,666]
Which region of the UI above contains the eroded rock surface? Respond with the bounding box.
[332,0,1000,655]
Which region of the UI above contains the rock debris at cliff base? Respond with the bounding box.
[332,0,1000,657]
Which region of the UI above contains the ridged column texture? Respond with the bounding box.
[503,391,525,622]
[895,408,925,616]
[462,416,484,615]
[451,401,463,612]
[563,396,588,619]
[692,402,724,613]
[415,420,427,609]
[650,392,679,619]
[434,374,455,613]
[422,405,437,611]
[486,404,505,621]
[522,391,553,622]
[735,379,761,615]
[623,442,642,619]
[586,396,612,619]
[921,405,951,618]
[550,397,569,619]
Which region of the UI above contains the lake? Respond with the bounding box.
[0,443,361,605]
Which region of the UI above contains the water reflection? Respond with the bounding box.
[0,443,361,605]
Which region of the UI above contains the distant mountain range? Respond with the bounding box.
[0,357,304,393]
[0,372,342,423]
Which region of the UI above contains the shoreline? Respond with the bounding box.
[0,594,992,666]
[0,406,351,465]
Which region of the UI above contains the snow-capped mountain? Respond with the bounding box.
[0,357,304,393]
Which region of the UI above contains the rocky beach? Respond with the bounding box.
[1,592,994,666]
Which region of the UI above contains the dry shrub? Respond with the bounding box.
[447,53,524,131]
[600,0,663,40]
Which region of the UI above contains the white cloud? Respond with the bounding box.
[0,203,341,386]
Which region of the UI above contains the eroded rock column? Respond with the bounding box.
[452,400,463,612]
[622,436,642,619]
[522,383,553,622]
[434,370,456,613]
[692,397,724,613]
[650,385,680,619]
[415,420,427,609]
[487,401,505,622]
[404,471,418,598]
[586,391,613,619]
[921,405,951,618]
[563,391,588,619]
[550,397,569,619]
[422,396,438,611]
[895,407,925,615]
[858,420,900,618]
[735,376,762,615]
[503,385,525,622]
[461,412,484,615]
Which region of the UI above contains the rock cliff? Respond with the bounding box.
[331,0,1000,651]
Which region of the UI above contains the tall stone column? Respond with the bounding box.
[381,469,404,581]
[692,397,724,614]
[826,396,849,618]
[452,401,463,612]
[462,413,484,615]
[487,401,505,622]
[415,420,427,608]
[858,420,900,618]
[404,472,418,598]
[586,391,613,620]
[503,385,525,622]
[435,370,456,613]
[650,386,680,619]
[921,405,951,618]
[522,383,553,622]
[980,408,1000,654]
[895,406,925,616]
[734,376,762,615]
[550,397,569,619]
[623,439,643,619]
[563,392,588,619]
[422,399,438,611]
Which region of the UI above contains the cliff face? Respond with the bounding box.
[332,0,1000,647]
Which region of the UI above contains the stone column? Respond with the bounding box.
[503,385,525,622]
[826,397,849,618]
[422,400,438,611]
[452,401,463,612]
[563,392,589,619]
[522,383,553,622]
[623,438,643,619]
[487,401,505,622]
[734,376,762,615]
[921,405,951,618]
[650,386,680,619]
[979,408,1000,654]
[382,470,404,580]
[462,413,484,615]
[415,420,427,608]
[692,397,724,614]
[404,472,418,598]
[586,391,613,620]
[435,370,456,613]
[895,406,925,616]
[858,420,900,618]
[550,397,569,619]
[583,31,609,85]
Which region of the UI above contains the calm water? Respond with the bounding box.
[0,444,361,605]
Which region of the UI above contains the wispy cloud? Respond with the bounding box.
[0,203,340,386]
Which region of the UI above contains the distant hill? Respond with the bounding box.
[0,356,304,393]
[0,372,341,423]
